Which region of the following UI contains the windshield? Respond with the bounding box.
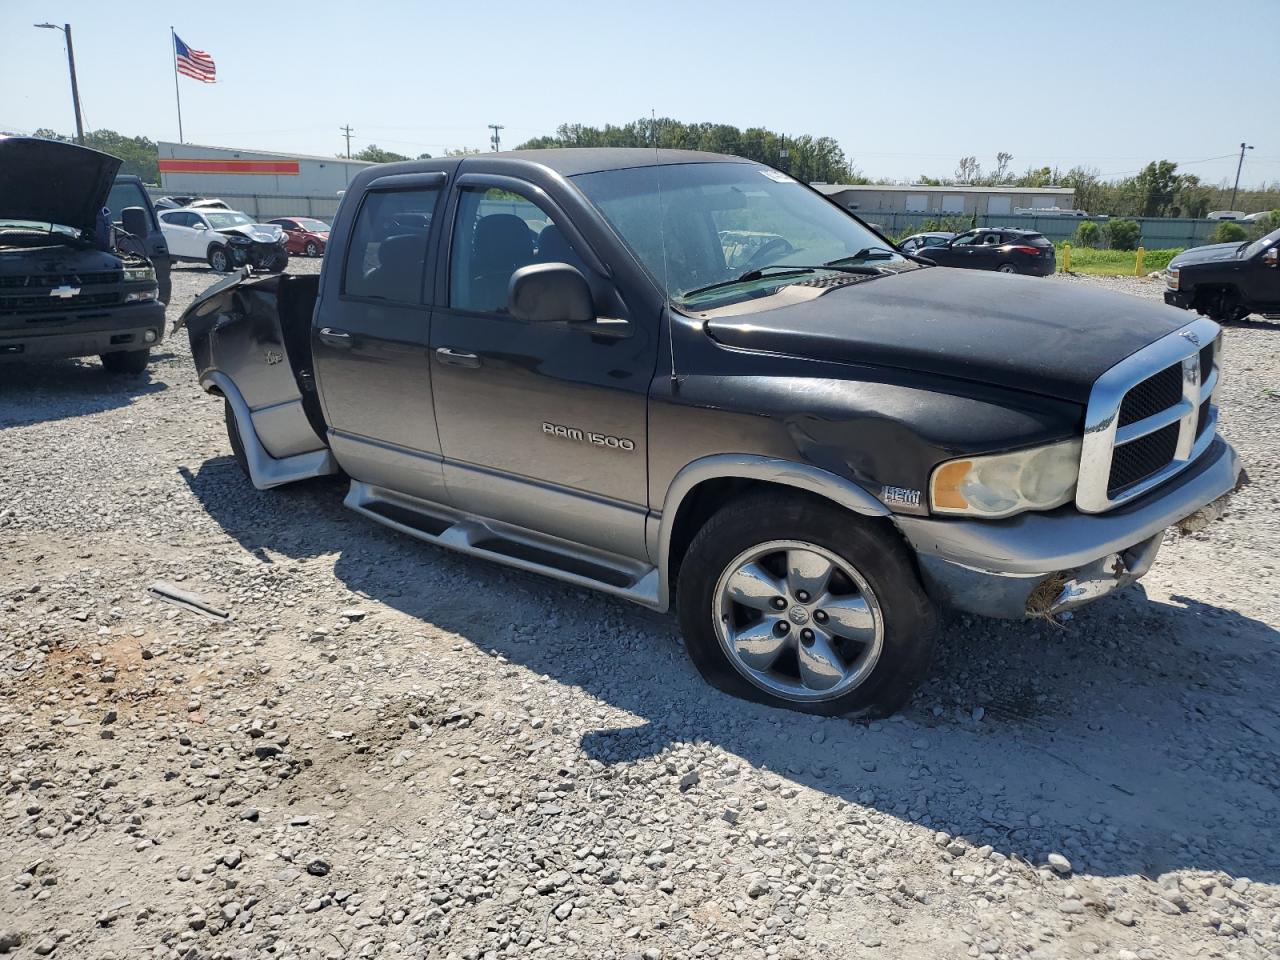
[0,219,81,237]
[573,161,904,306]
[204,212,255,229]
[295,219,330,232]
[1242,226,1280,260]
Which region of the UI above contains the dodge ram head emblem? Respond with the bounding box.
[264,350,284,365]
[1180,330,1201,346]
[49,285,80,299]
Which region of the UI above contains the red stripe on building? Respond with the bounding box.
[158,158,300,175]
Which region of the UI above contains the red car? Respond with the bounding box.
[268,217,331,257]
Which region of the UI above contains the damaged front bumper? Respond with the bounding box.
[895,436,1243,619]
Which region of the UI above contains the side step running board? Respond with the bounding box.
[344,481,662,609]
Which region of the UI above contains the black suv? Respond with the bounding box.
[179,149,1239,717]
[1163,227,1280,322]
[0,137,165,373]
[920,227,1056,276]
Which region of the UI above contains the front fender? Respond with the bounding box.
[648,454,890,611]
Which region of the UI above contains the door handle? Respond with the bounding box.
[435,347,481,368]
[319,327,353,347]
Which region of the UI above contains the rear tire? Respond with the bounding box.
[100,348,149,375]
[676,491,937,718]
[208,245,231,272]
[224,398,251,479]
[997,262,1019,274]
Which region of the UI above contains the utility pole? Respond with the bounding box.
[340,125,354,159]
[488,124,504,152]
[1230,141,1253,211]
[35,23,84,144]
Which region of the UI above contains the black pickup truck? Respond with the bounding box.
[1,137,165,373]
[1163,226,1280,322]
[181,149,1242,717]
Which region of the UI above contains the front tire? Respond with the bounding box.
[676,491,937,717]
[304,240,319,257]
[208,245,231,272]
[100,348,149,374]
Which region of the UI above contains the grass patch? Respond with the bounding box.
[1057,245,1182,276]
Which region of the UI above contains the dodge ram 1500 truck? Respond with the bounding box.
[1,137,164,373]
[181,149,1243,717]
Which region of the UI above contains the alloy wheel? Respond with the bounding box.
[712,540,884,702]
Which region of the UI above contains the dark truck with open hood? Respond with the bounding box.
[0,137,164,373]
[179,149,1244,717]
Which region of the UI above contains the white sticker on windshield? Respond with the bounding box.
[759,169,795,184]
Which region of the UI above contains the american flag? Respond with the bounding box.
[174,34,216,83]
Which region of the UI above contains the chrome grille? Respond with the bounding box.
[1077,317,1221,513]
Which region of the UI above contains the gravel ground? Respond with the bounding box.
[1,264,1278,960]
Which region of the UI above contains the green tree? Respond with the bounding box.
[1210,222,1248,243]
[348,144,410,163]
[32,127,160,181]
[515,118,863,184]
[1131,161,1179,217]
[1074,221,1101,247]
[1107,219,1141,251]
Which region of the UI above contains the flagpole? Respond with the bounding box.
[170,27,184,144]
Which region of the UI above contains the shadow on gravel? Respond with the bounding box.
[0,357,167,427]
[185,456,1280,884]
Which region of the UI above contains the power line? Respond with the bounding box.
[488,124,504,152]
[340,124,353,159]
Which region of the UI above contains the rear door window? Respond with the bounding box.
[343,189,441,303]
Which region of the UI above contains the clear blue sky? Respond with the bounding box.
[3,0,1278,187]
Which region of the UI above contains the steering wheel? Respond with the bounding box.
[738,237,795,272]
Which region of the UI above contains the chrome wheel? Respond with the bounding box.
[713,540,884,703]
[997,263,1018,274]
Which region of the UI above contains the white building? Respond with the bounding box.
[812,183,1076,217]
[155,142,375,218]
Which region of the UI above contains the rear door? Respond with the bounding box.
[310,175,449,503]
[428,173,655,559]
[159,211,198,258]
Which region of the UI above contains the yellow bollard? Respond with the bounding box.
[1062,243,1071,273]
[1134,246,1145,276]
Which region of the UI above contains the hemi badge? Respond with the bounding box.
[881,485,922,508]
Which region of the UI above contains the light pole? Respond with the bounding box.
[35,23,84,145]
[1230,142,1253,211]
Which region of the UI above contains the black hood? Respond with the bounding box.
[0,137,121,234]
[1168,242,1245,268]
[703,267,1192,404]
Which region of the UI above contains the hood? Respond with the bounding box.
[1168,242,1244,268]
[702,267,1192,404]
[217,223,284,243]
[0,137,121,234]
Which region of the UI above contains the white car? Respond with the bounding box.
[1206,210,1249,221]
[158,208,289,273]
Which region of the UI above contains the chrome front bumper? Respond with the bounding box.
[895,436,1243,619]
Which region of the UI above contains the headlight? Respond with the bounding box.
[930,438,1081,518]
[122,266,155,283]
[1165,267,1179,290]
[125,289,157,302]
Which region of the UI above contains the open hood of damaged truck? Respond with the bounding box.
[701,266,1193,404]
[0,136,121,236]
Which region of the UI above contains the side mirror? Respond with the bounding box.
[508,263,594,324]
[1265,247,1278,267]
[121,206,149,238]
[194,222,207,231]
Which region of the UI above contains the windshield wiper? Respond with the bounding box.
[826,247,897,265]
[679,262,882,300]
